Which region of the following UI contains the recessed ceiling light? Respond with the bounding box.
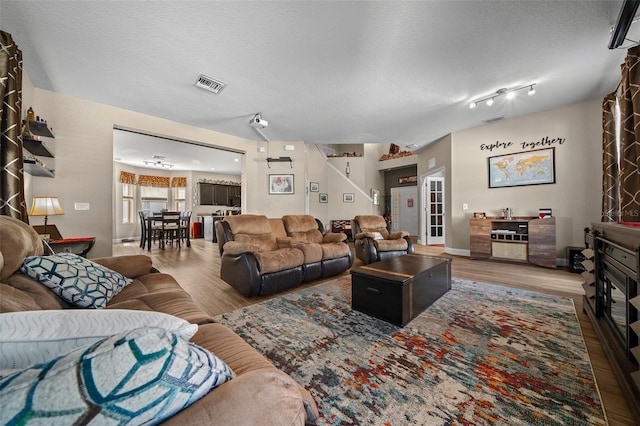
[234,158,239,162]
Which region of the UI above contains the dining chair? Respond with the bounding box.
[138,211,147,248]
[180,211,192,247]
[160,211,181,249]
[142,212,163,249]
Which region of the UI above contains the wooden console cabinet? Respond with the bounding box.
[469,216,556,268]
[583,223,640,422]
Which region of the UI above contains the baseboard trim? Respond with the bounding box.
[445,248,470,257]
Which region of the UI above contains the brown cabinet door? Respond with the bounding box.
[469,218,491,259]
[528,217,556,268]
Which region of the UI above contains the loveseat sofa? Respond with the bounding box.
[216,214,353,297]
[0,215,318,425]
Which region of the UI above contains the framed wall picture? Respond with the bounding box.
[488,147,555,188]
[310,182,319,192]
[269,174,294,194]
[319,193,328,203]
[343,193,354,203]
[398,175,417,184]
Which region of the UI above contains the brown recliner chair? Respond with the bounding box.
[219,215,305,297]
[281,215,353,282]
[352,215,414,265]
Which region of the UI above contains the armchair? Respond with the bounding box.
[219,215,304,297]
[352,215,414,265]
[282,215,353,281]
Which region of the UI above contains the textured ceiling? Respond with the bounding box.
[1,0,634,158]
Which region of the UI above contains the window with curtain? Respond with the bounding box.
[119,171,137,224]
[138,174,170,214]
[140,186,168,213]
[171,177,187,211]
[173,187,186,211]
[122,183,135,224]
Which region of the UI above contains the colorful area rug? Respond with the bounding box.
[215,277,606,425]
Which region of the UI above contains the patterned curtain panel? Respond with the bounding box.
[0,31,28,222]
[618,46,640,223]
[137,175,170,188]
[119,171,136,185]
[601,93,618,222]
[170,177,187,187]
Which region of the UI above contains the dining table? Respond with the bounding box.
[143,212,191,250]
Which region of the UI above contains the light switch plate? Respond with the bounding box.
[74,202,90,211]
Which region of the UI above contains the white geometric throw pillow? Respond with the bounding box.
[21,253,133,308]
[0,310,199,370]
[0,327,234,425]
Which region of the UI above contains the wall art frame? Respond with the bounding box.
[343,193,354,203]
[488,147,556,188]
[310,182,319,192]
[319,193,328,203]
[269,174,294,194]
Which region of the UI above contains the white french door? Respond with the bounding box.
[426,176,445,245]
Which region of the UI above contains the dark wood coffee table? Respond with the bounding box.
[350,254,452,326]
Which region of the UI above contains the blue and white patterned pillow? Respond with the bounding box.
[21,253,133,308]
[0,327,235,425]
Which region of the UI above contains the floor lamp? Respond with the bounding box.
[29,196,65,239]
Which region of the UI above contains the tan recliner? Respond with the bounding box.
[282,215,353,281]
[352,215,414,265]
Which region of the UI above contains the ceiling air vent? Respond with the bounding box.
[194,73,227,94]
[483,116,504,124]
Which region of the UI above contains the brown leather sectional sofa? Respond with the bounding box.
[216,214,354,297]
[0,216,318,425]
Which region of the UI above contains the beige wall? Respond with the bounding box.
[22,74,601,263]
[449,98,602,259]
[25,87,255,258]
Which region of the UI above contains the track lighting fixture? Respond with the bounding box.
[469,83,537,109]
[143,160,174,169]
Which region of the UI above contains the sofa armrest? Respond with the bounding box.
[92,255,153,278]
[322,232,347,243]
[355,231,385,240]
[161,370,313,426]
[388,231,409,239]
[222,241,262,256]
[276,237,295,248]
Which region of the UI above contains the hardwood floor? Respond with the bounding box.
[113,239,635,425]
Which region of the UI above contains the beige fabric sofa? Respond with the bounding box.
[0,215,318,425]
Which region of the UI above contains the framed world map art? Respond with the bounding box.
[488,147,555,188]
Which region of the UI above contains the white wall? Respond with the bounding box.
[449,98,602,258]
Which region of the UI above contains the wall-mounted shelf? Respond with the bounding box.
[266,156,293,168]
[23,138,54,157]
[22,119,55,178]
[27,120,55,138]
[24,158,54,177]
